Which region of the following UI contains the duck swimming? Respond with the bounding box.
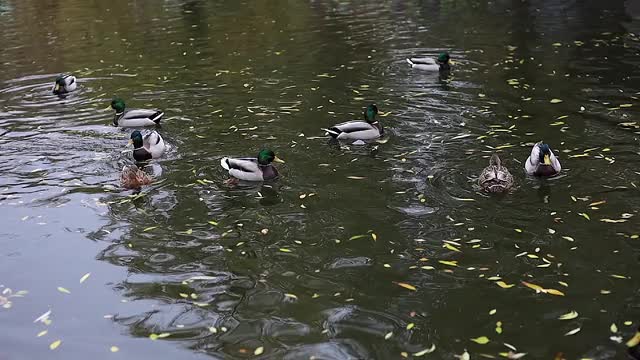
[322,104,382,142]
[129,130,165,162]
[525,142,561,177]
[406,52,451,72]
[52,74,77,95]
[478,154,514,193]
[220,149,284,182]
[120,165,153,189]
[111,98,163,127]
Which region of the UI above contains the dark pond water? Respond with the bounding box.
[1,0,640,359]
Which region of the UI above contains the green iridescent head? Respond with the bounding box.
[363,104,378,123]
[437,52,450,64]
[130,130,144,148]
[111,98,126,113]
[257,149,284,166]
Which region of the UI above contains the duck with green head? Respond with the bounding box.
[220,149,285,182]
[322,104,383,141]
[52,74,77,95]
[525,142,561,177]
[407,52,451,72]
[478,154,514,193]
[111,98,163,127]
[129,130,165,162]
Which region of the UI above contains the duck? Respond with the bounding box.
[220,149,284,182]
[322,104,382,141]
[111,98,163,127]
[129,130,165,162]
[627,327,640,359]
[525,142,561,177]
[120,165,153,189]
[52,74,77,95]
[406,52,451,72]
[478,154,514,193]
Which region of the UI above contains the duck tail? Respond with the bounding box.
[151,111,164,124]
[220,157,230,170]
[321,127,341,138]
[490,153,501,167]
[406,58,415,67]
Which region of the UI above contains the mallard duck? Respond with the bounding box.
[220,149,284,182]
[120,165,153,189]
[322,104,382,141]
[525,142,561,177]
[129,130,165,162]
[111,98,163,127]
[478,154,514,193]
[52,74,77,95]
[406,52,451,72]
[627,327,640,359]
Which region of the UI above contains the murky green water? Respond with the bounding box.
[1,0,640,358]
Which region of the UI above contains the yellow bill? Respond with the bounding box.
[54,84,60,92]
[127,139,133,145]
[543,154,551,165]
[273,156,285,164]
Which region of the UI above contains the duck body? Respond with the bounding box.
[52,74,77,95]
[322,104,382,141]
[220,150,283,182]
[120,165,153,189]
[406,52,451,72]
[525,142,561,177]
[130,130,165,162]
[111,98,163,127]
[479,154,514,193]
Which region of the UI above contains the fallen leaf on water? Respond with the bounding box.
[110,346,119,353]
[413,345,436,356]
[396,282,417,291]
[611,323,618,333]
[460,350,470,360]
[611,274,628,279]
[564,327,581,336]
[407,323,415,330]
[489,309,497,315]
[50,340,61,350]
[471,336,490,344]
[208,220,219,226]
[384,331,393,340]
[37,330,48,337]
[79,273,91,284]
[444,243,461,252]
[558,311,578,320]
[439,260,458,267]
[143,226,157,232]
[34,309,52,323]
[550,99,563,103]
[545,288,565,296]
[578,213,590,220]
[279,248,292,253]
[347,176,366,180]
[521,281,544,292]
[562,236,575,242]
[254,346,264,355]
[371,233,377,241]
[496,281,515,289]
[349,234,368,241]
[57,287,71,294]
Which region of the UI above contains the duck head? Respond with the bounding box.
[437,52,450,65]
[257,149,284,166]
[129,130,144,148]
[537,143,552,165]
[111,98,126,114]
[363,104,378,124]
[53,75,67,94]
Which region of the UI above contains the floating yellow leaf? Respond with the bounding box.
[57,287,71,294]
[279,248,292,253]
[439,260,458,267]
[407,323,415,330]
[558,311,578,320]
[489,309,497,315]
[149,334,159,340]
[79,273,91,284]
[413,345,436,356]
[562,236,575,242]
[143,226,157,232]
[578,213,590,220]
[496,281,515,289]
[110,346,119,353]
[611,274,628,279]
[396,282,417,291]
[349,234,368,240]
[444,243,461,252]
[49,340,61,350]
[384,331,393,340]
[611,323,618,333]
[371,233,377,241]
[521,281,544,292]
[208,220,219,226]
[157,333,171,338]
[550,99,563,103]
[471,336,490,344]
[347,176,366,180]
[37,330,48,337]
[545,288,565,296]
[565,327,581,336]
[254,346,264,355]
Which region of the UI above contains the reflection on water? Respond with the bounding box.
[1,0,640,358]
